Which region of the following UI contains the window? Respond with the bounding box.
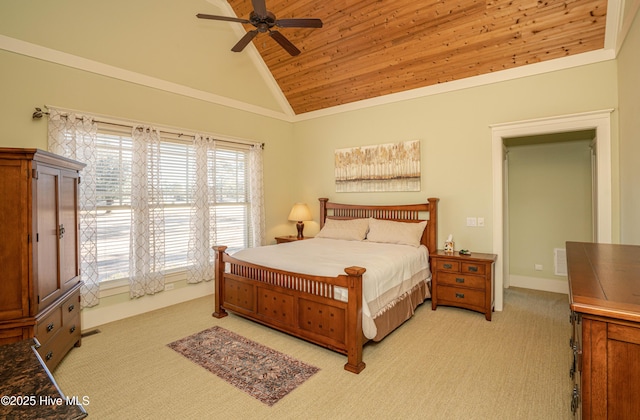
[94,127,251,283]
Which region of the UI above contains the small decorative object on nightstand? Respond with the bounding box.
[431,250,497,321]
[275,235,313,244]
[288,203,312,239]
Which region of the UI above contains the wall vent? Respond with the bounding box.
[554,248,568,276]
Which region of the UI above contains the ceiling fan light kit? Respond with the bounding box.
[197,0,322,56]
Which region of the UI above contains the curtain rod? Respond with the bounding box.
[32,107,265,149]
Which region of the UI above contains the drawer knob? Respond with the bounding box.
[443,263,453,269]
[455,277,465,283]
[47,323,55,332]
[68,304,75,312]
[46,351,53,361]
[69,325,76,333]
[468,266,478,272]
[455,293,465,299]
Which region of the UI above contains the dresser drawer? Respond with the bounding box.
[438,272,486,289]
[36,306,62,344]
[436,285,485,308]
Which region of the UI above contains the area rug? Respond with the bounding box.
[167,326,319,406]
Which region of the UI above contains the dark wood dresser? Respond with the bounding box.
[567,241,640,419]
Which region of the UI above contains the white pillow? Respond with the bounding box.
[315,218,369,241]
[366,218,427,247]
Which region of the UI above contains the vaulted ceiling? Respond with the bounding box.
[224,0,609,115]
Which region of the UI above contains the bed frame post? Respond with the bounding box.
[212,246,228,319]
[427,197,439,253]
[319,197,329,229]
[344,266,366,374]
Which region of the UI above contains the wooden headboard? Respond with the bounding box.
[319,197,439,254]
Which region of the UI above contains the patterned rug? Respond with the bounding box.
[167,326,319,406]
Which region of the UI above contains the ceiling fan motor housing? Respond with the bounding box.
[249,11,276,32]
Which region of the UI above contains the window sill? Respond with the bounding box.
[97,269,188,298]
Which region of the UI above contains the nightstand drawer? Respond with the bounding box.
[462,262,486,275]
[437,285,485,308]
[438,272,486,289]
[433,260,460,272]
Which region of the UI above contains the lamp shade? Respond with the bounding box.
[288,203,312,222]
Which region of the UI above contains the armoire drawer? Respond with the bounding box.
[37,313,81,370]
[34,284,82,370]
[36,306,62,344]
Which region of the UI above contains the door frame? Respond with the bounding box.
[490,110,613,311]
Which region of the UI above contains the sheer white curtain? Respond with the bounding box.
[249,143,265,247]
[47,108,101,308]
[186,138,265,283]
[187,135,215,284]
[129,126,165,297]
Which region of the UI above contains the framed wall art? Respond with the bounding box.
[334,140,421,192]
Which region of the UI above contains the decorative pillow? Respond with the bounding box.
[366,218,427,247]
[315,218,369,241]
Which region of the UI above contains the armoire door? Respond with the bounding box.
[34,164,62,312]
[0,158,30,321]
[59,168,81,293]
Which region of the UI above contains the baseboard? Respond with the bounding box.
[507,275,569,294]
[81,281,214,330]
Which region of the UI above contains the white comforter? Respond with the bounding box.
[231,238,431,339]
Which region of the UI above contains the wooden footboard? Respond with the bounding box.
[213,246,367,373]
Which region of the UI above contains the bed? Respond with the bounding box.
[213,197,439,373]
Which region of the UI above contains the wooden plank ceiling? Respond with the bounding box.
[227,0,608,115]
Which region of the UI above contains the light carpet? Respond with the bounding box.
[54,287,573,419]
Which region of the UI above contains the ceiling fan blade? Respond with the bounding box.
[276,18,323,29]
[251,0,268,18]
[269,30,300,56]
[232,30,259,52]
[196,13,250,24]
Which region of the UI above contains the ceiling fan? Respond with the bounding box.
[197,0,323,56]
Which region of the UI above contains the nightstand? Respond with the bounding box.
[431,250,497,321]
[275,235,314,244]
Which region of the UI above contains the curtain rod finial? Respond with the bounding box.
[32,107,46,120]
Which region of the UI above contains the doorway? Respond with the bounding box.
[505,132,595,293]
[490,110,613,311]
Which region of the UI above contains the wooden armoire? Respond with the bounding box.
[0,148,84,370]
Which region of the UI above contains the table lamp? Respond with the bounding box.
[288,203,312,239]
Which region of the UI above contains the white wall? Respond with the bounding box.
[507,140,594,293]
[618,9,640,245]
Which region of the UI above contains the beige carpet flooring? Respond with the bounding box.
[54,287,573,420]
